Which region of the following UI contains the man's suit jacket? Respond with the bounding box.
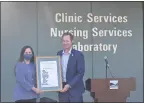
[57,49,85,96]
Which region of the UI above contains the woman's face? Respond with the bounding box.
[24,48,32,55]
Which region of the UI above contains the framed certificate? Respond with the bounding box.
[35,56,62,92]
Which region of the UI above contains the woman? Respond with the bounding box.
[13,45,42,103]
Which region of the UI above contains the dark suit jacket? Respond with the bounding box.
[57,49,85,96]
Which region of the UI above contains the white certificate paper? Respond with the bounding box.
[40,61,58,87]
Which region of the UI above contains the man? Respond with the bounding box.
[57,32,85,102]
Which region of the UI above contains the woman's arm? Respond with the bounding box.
[16,64,34,91]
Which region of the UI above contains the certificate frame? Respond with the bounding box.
[35,56,62,92]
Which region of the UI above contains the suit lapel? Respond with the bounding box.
[58,50,63,57]
[59,49,75,81]
[67,49,75,70]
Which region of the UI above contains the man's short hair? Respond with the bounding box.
[62,32,74,41]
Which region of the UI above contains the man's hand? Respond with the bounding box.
[60,84,71,92]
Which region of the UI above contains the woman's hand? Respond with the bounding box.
[32,87,43,94]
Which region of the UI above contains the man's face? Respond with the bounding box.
[62,35,72,50]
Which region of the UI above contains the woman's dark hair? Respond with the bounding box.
[14,45,35,76]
